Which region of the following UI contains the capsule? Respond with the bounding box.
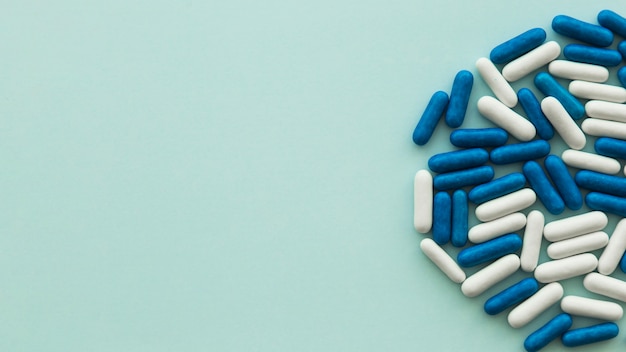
[586,192,626,218]
[490,140,550,165]
[595,137,626,159]
[476,58,518,107]
[598,9,626,38]
[468,212,527,244]
[535,72,585,120]
[524,313,573,352]
[457,234,522,267]
[561,322,619,347]
[563,44,622,67]
[446,70,473,128]
[562,149,620,174]
[548,60,609,82]
[420,238,466,283]
[552,14,614,47]
[432,192,451,245]
[412,91,449,145]
[534,253,598,283]
[414,170,433,233]
[477,96,535,140]
[490,28,547,64]
[576,170,626,197]
[544,155,583,210]
[450,128,509,148]
[569,80,626,103]
[468,172,526,204]
[543,211,608,242]
[521,210,544,272]
[619,41,626,61]
[619,66,626,87]
[433,165,494,191]
[451,190,468,247]
[428,148,488,174]
[620,251,626,273]
[598,218,626,275]
[561,295,623,321]
[540,97,586,150]
[508,282,563,328]
[585,100,626,123]
[522,161,564,215]
[518,88,554,140]
[502,41,561,82]
[461,254,520,298]
[584,272,626,302]
[484,278,539,316]
[547,231,609,260]
[475,188,536,222]
[582,118,626,139]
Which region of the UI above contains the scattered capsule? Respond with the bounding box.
[535,72,585,120]
[412,91,449,145]
[563,44,622,67]
[552,14,614,47]
[598,218,626,275]
[562,149,620,174]
[540,97,586,150]
[598,9,626,38]
[475,188,536,222]
[561,295,623,321]
[420,238,466,283]
[461,254,520,298]
[414,170,433,233]
[543,211,608,242]
[490,28,547,64]
[544,155,583,210]
[502,41,561,82]
[534,253,598,283]
[433,165,494,191]
[524,313,572,352]
[584,272,626,302]
[477,96,535,140]
[451,190,468,247]
[586,192,626,218]
[484,278,539,316]
[521,210,544,272]
[561,322,619,347]
[585,100,626,123]
[428,148,489,173]
[582,118,626,139]
[468,212,527,244]
[476,58,518,107]
[575,170,626,197]
[518,88,554,140]
[548,59,609,82]
[569,80,626,103]
[468,172,526,204]
[450,128,509,148]
[522,161,564,215]
[457,234,522,267]
[547,231,609,260]
[433,192,451,245]
[446,70,473,128]
[490,140,550,165]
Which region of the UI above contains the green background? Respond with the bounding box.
[2,1,626,351]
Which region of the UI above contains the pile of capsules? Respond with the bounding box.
[413,10,626,352]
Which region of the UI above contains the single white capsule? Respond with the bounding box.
[561,295,623,321]
[475,188,536,222]
[547,231,609,259]
[468,212,527,243]
[461,254,520,298]
[414,170,433,233]
[548,60,609,82]
[585,100,626,123]
[582,118,626,140]
[598,218,626,275]
[541,96,586,150]
[521,210,544,272]
[420,238,466,283]
[584,272,626,302]
[543,211,608,242]
[534,253,598,283]
[476,57,518,107]
[561,149,621,174]
[569,80,626,103]
[502,41,561,82]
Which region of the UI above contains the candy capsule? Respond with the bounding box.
[563,44,622,67]
[508,282,563,328]
[490,140,550,165]
[446,70,473,128]
[534,253,598,283]
[476,58,518,107]
[582,118,626,139]
[561,322,619,347]
[412,91,448,145]
[598,218,626,275]
[544,155,582,210]
[575,170,626,197]
[428,148,489,173]
[420,238,466,283]
[619,66,626,87]
[540,97,586,150]
[468,172,526,204]
[451,190,468,247]
[522,161,564,215]
[585,100,626,123]
[502,41,561,82]
[477,96,535,140]
[490,28,547,64]
[484,278,539,315]
[561,149,620,174]
[520,210,544,272]
[547,231,609,260]
[524,313,572,352]
[461,254,520,298]
[468,212,527,244]
[584,272,626,302]
[535,72,585,120]
[543,211,608,242]
[475,188,536,222]
[552,14,614,47]
[595,137,626,159]
[414,170,433,233]
[598,9,626,38]
[569,80,626,103]
[433,192,451,245]
[433,165,494,191]
[518,88,554,140]
[457,234,522,267]
[586,192,626,218]
[548,60,609,82]
[561,295,623,321]
[450,128,509,148]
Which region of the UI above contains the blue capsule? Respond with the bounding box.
[484,278,539,316]
[433,165,494,191]
[561,322,619,347]
[595,137,626,159]
[552,14,614,47]
[618,66,626,88]
[534,72,585,119]
[619,41,626,63]
[563,44,622,67]
[468,172,526,204]
[523,161,565,215]
[449,128,509,148]
[490,140,550,165]
[575,170,626,197]
[457,234,522,267]
[446,70,473,128]
[490,28,547,64]
[598,9,626,38]
[524,313,573,352]
[433,192,451,245]
[428,148,489,173]
[518,88,554,140]
[451,190,468,247]
[544,155,582,210]
[586,192,626,217]
[620,251,626,273]
[412,91,449,146]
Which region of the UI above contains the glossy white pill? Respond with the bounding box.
[420,238,466,283]
[476,57,518,107]
[508,282,563,328]
[584,272,626,302]
[585,100,626,123]
[561,295,623,321]
[477,96,535,141]
[475,188,536,222]
[414,170,433,233]
[502,41,561,82]
[547,231,609,259]
[561,149,620,174]
[468,212,527,244]
[582,118,626,140]
[548,60,609,82]
[534,253,598,283]
[544,211,608,242]
[521,210,544,272]
[461,254,520,297]
[541,97,586,150]
[569,80,626,103]
[598,218,626,275]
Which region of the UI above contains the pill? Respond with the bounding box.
[585,100,626,123]
[468,172,526,204]
[451,190,468,247]
[619,41,626,60]
[461,254,520,298]
[432,191,451,245]
[586,192,626,218]
[414,170,433,233]
[561,295,623,321]
[445,70,473,128]
[543,211,608,242]
[576,170,626,197]
[490,28,547,64]
[619,66,626,87]
[502,41,561,82]
[420,238,466,283]
[620,252,626,273]
[475,188,536,222]
[569,80,626,103]
[548,60,609,82]
[490,140,550,165]
[597,218,626,275]
[433,165,494,191]
[563,44,622,67]
[412,91,448,146]
[428,148,489,173]
[518,88,554,140]
[561,322,619,347]
[522,161,565,215]
[469,212,527,244]
[524,313,572,352]
[534,253,598,283]
[457,234,522,267]
[477,96,535,140]
[484,278,539,316]
[595,137,626,159]
[598,9,626,38]
[450,128,509,148]
[521,210,544,272]
[535,72,585,120]
[544,155,583,210]
[582,118,626,139]
[508,282,563,329]
[540,97,586,150]
[547,231,609,260]
[475,58,518,107]
[552,14,614,47]
[562,149,620,174]
[584,272,626,302]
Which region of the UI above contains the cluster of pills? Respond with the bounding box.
[413,10,626,351]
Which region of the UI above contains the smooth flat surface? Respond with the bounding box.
[2,1,626,351]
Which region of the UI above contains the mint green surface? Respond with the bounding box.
[2,1,626,351]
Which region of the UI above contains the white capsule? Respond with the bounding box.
[508,282,563,328]
[548,60,609,83]
[584,272,626,302]
[569,80,626,103]
[477,96,535,141]
[541,96,586,150]
[534,253,598,283]
[475,188,536,222]
[561,149,621,174]
[420,238,466,283]
[582,118,626,140]
[414,170,433,233]
[547,231,609,259]
[598,218,626,275]
[468,212,527,244]
[543,211,608,242]
[585,100,626,123]
[521,210,545,272]
[561,295,623,321]
[461,254,520,298]
[476,57,518,107]
[502,41,561,82]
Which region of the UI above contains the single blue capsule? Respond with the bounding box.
[433,165,494,191]
[523,160,565,215]
[598,9,626,38]
[412,91,449,146]
[433,192,451,245]
[563,44,622,67]
[518,88,554,140]
[586,192,626,217]
[428,148,489,174]
[457,234,522,267]
[451,190,468,247]
[561,322,619,347]
[552,14,614,47]
[490,140,550,165]
[544,155,582,210]
[450,128,509,148]
[575,170,626,197]
[485,278,539,316]
[490,28,547,64]
[468,172,526,204]
[446,70,473,128]
[534,72,586,119]
[595,137,626,159]
[524,313,573,352]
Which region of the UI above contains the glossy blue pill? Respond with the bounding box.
[552,14,614,47]
[518,88,554,140]
[534,72,585,119]
[490,140,550,165]
[586,192,626,217]
[544,155,582,210]
[458,233,522,267]
[428,148,489,173]
[595,137,626,159]
[523,161,564,215]
[446,70,473,128]
[563,44,622,67]
[618,66,626,88]
[524,313,573,352]
[412,91,449,146]
[620,251,626,273]
[598,9,626,38]
[490,28,547,64]
[451,190,468,247]
[484,278,539,316]
[450,128,509,148]
[468,172,526,204]
[561,322,619,347]
[433,165,494,191]
[619,41,626,62]
[433,191,451,245]
[575,170,626,197]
